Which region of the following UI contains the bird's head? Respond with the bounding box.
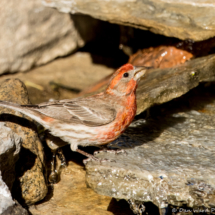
[105,64,147,96]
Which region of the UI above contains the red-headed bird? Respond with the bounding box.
[0,64,146,161]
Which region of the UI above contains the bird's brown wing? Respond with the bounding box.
[63,101,116,126]
[28,99,116,126]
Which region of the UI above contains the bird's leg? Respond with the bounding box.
[49,149,59,184]
[57,148,67,168]
[76,148,116,164]
[46,134,68,184]
[76,149,99,160]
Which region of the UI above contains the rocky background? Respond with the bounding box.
[1,0,215,214]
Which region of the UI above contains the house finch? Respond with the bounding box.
[0,64,146,167]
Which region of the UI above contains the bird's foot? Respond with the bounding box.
[76,148,116,164]
[49,171,59,184]
[94,147,127,155]
[83,157,115,165]
[48,148,67,184]
[49,150,59,184]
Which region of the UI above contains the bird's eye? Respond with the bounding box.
[123,72,129,78]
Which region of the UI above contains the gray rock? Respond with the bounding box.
[43,0,215,41]
[85,85,215,208]
[0,0,84,75]
[2,202,29,215]
[0,123,21,190]
[0,172,14,214]
[136,54,215,115]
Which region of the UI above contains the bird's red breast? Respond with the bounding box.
[93,90,137,144]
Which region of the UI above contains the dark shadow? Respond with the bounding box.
[143,202,160,215]
[0,113,38,134]
[107,198,135,215]
[107,198,160,215]
[62,144,98,167]
[11,147,37,206]
[71,14,129,68]
[14,147,37,178]
[71,14,215,68]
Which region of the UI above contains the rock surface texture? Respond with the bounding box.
[85,85,215,208]
[136,54,215,114]
[0,79,47,205]
[0,172,14,214]
[43,0,215,41]
[0,0,84,75]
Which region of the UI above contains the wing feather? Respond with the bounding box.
[64,102,116,126]
[30,98,116,126]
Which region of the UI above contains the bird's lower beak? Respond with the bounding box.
[133,66,148,82]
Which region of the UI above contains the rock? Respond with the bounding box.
[0,173,27,215]
[0,52,114,104]
[136,54,215,115]
[0,0,84,75]
[0,123,21,190]
[85,85,215,208]
[0,79,47,205]
[0,172,15,214]
[2,200,29,215]
[43,0,215,41]
[29,162,114,215]
[128,46,193,69]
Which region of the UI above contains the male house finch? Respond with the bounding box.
[0,64,146,166]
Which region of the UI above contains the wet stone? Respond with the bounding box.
[128,46,193,69]
[0,79,47,205]
[85,86,215,208]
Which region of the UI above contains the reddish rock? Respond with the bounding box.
[129,46,193,68]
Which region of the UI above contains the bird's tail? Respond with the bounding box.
[0,100,51,129]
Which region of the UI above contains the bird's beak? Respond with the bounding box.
[133,66,149,82]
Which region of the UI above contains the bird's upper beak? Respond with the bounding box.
[133,66,148,82]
